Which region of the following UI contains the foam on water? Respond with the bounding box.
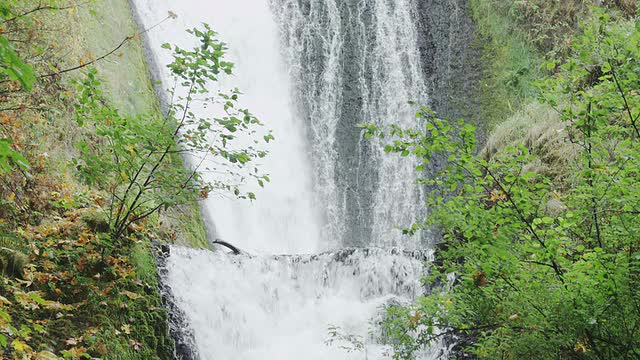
[164,246,436,359]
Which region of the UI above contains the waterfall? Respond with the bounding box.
[272,0,427,249]
[130,0,457,358]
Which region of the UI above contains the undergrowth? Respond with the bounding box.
[0,0,210,358]
[468,0,637,129]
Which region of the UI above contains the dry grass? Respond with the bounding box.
[481,101,580,180]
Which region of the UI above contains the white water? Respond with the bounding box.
[165,247,438,359]
[272,0,428,248]
[133,0,321,254]
[132,0,438,358]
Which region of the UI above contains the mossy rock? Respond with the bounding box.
[81,210,110,233]
[0,246,28,279]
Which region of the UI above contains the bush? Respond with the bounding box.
[362,8,640,359]
[73,24,272,240]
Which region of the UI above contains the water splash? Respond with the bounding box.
[165,246,436,359]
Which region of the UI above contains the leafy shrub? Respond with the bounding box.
[73,24,272,240]
[362,8,640,359]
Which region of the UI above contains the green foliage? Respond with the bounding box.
[467,0,542,127]
[0,34,35,91]
[73,24,271,240]
[0,138,29,175]
[0,1,199,358]
[0,30,33,179]
[362,9,640,359]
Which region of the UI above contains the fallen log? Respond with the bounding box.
[212,239,242,255]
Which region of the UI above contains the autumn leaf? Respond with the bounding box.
[15,291,45,310]
[489,189,507,202]
[575,342,589,353]
[129,339,143,351]
[11,339,31,353]
[84,327,100,337]
[409,312,421,325]
[0,295,11,306]
[65,337,79,346]
[120,290,142,300]
[0,309,11,327]
[62,346,88,359]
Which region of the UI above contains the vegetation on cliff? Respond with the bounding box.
[0,1,268,358]
[364,2,640,359]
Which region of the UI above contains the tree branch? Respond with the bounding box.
[1,1,91,24]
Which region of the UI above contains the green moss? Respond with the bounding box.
[130,242,158,285]
[78,0,208,250]
[468,0,542,128]
[79,0,159,116]
[0,247,28,279]
[96,242,174,360]
[81,210,110,233]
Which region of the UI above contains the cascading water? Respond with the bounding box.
[162,247,439,359]
[272,0,428,249]
[129,0,467,358]
[133,0,321,255]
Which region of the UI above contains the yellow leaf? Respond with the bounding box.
[11,339,30,353]
[575,342,589,353]
[7,192,15,203]
[0,309,11,327]
[121,324,131,335]
[30,243,40,256]
[63,346,87,358]
[120,290,142,300]
[409,312,421,325]
[84,327,100,337]
[126,144,136,155]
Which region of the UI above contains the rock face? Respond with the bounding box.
[417,0,482,127]
[154,244,200,360]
